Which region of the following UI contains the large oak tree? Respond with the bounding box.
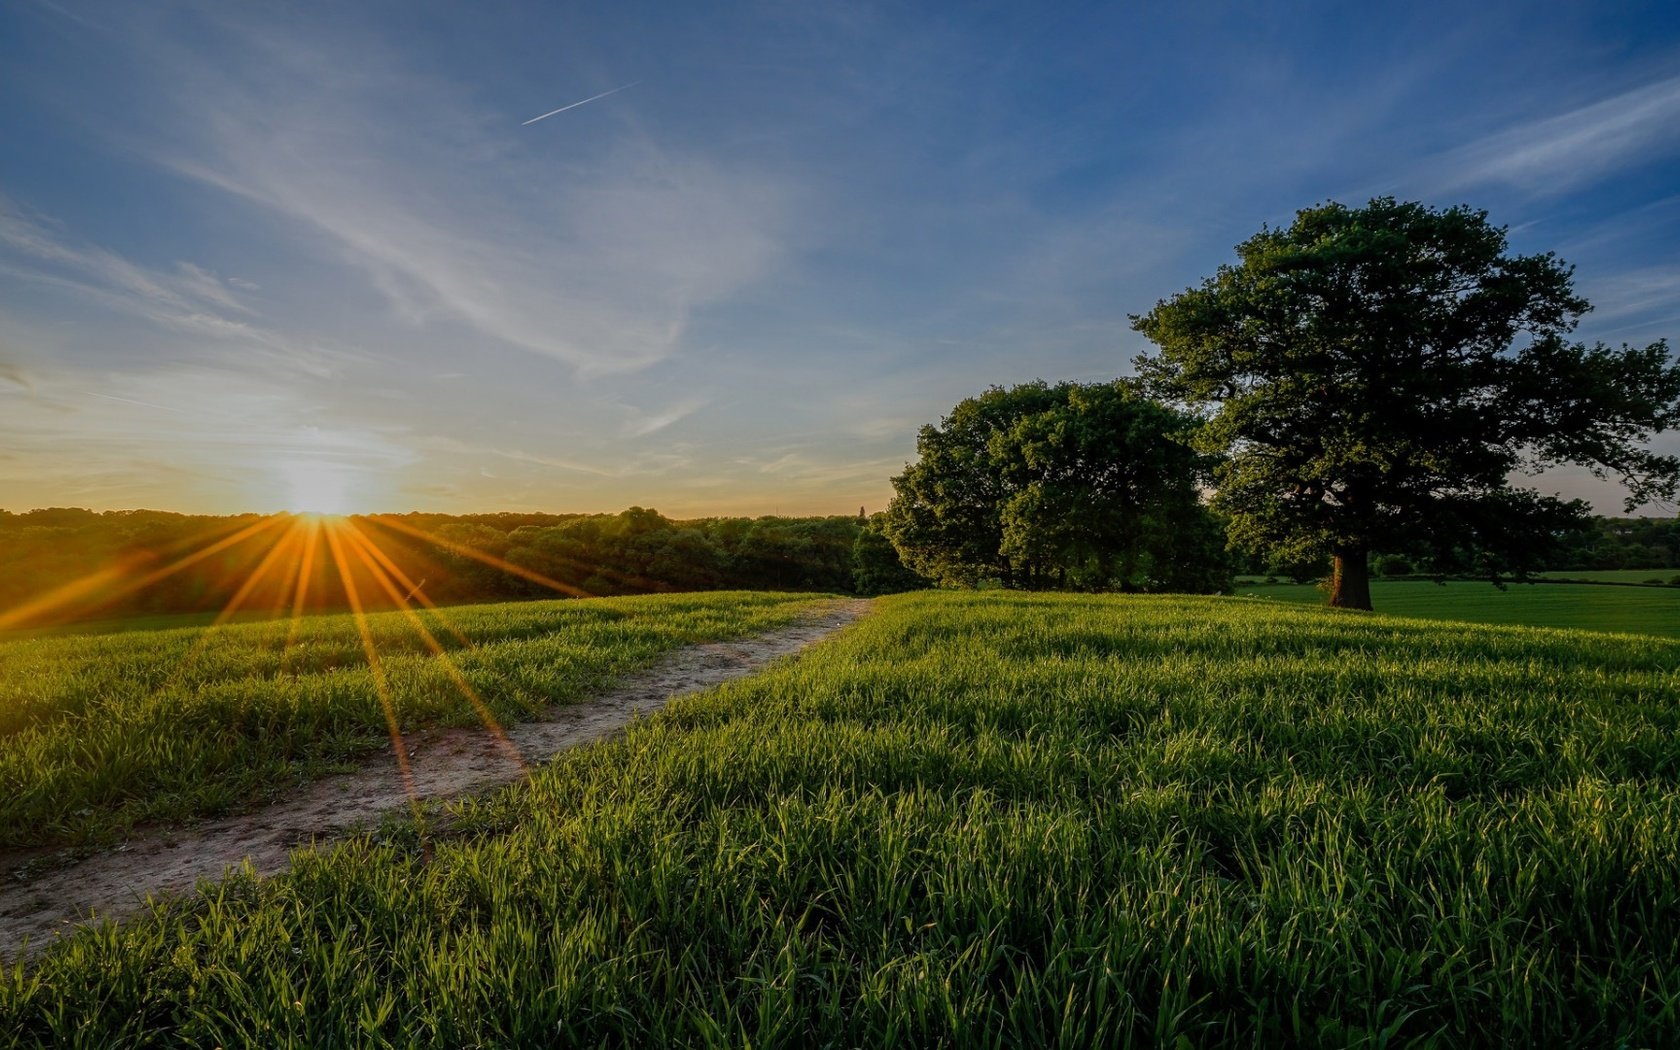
[1132,198,1680,609]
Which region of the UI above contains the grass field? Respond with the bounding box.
[1534,569,1680,584]
[0,606,308,642]
[1235,578,1680,637]
[5,591,1680,1045]
[0,592,823,850]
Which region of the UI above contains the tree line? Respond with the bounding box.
[2,502,1673,631]
[0,507,926,630]
[1555,518,1680,571]
[1232,516,1680,582]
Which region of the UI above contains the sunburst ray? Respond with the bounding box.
[364,515,593,598]
[322,519,421,813]
[343,518,473,647]
[279,516,324,666]
[0,515,282,632]
[340,523,526,770]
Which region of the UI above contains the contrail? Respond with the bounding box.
[522,81,641,126]
[88,392,183,414]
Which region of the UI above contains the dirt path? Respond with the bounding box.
[0,598,869,961]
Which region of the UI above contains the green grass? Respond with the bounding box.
[0,591,825,850]
[6,591,1680,1046]
[1235,578,1680,637]
[0,607,297,641]
[1534,569,1680,584]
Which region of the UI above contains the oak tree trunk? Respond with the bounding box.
[1327,546,1372,610]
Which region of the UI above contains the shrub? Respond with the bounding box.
[1375,554,1414,577]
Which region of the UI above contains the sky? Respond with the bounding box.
[1,0,1678,518]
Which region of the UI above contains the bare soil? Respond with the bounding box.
[0,598,869,961]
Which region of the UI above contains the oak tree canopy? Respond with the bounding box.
[1132,198,1680,609]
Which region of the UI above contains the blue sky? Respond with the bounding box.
[2,0,1678,516]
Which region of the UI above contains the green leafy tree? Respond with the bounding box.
[1132,197,1680,609]
[884,380,1228,592]
[883,384,1062,586]
[852,513,928,595]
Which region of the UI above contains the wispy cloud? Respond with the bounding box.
[488,447,618,477]
[483,444,698,480]
[86,391,187,414]
[0,201,242,317]
[752,450,910,487]
[1429,74,1680,195]
[0,199,338,374]
[1578,264,1680,336]
[0,359,33,394]
[621,396,708,438]
[171,261,257,315]
[125,14,787,376]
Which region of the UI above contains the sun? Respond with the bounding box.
[278,459,358,516]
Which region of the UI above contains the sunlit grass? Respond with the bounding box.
[6,592,1679,1044]
[1235,577,1680,636]
[0,591,825,849]
[0,510,816,849]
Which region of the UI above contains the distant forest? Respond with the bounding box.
[0,506,1674,630]
[1548,517,1680,571]
[1234,516,1680,581]
[0,506,923,630]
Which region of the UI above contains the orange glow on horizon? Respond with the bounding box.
[0,510,609,634]
[0,508,645,842]
[0,515,283,633]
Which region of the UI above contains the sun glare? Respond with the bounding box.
[0,480,562,841]
[278,460,358,516]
